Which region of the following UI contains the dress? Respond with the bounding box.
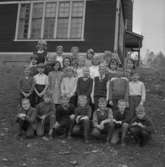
[48,71,63,104]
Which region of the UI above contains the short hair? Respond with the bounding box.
[87,48,95,55]
[136,105,145,113]
[56,45,63,50]
[71,46,79,52]
[98,97,107,104]
[78,95,87,101]
[21,98,30,104]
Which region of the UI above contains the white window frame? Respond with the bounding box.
[14,0,86,41]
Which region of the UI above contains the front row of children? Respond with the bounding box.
[16,93,154,147]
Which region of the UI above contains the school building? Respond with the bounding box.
[0,0,143,63]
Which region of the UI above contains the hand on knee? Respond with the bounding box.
[91,128,100,137]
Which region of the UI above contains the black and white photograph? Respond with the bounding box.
[0,0,164,167]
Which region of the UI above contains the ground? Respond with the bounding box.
[0,61,165,167]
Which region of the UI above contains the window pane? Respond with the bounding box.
[72,1,84,17]
[31,3,43,39]
[31,19,42,39]
[18,4,30,39]
[45,2,56,18]
[57,18,69,39]
[32,3,43,18]
[59,2,70,17]
[70,18,82,39]
[44,18,55,39]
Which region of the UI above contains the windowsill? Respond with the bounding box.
[14,38,85,42]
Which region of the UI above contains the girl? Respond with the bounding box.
[76,55,86,78]
[33,63,48,106]
[86,48,95,67]
[48,61,63,107]
[61,67,77,105]
[63,57,72,70]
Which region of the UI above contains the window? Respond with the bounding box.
[15,0,86,41]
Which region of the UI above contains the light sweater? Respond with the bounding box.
[129,81,146,103]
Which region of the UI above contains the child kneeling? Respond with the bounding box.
[72,95,92,143]
[54,96,75,138]
[36,92,56,137]
[16,98,37,138]
[129,105,154,147]
[91,98,114,143]
[111,99,132,146]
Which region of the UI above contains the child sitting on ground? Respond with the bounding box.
[92,98,114,143]
[129,72,146,118]
[18,66,34,106]
[16,98,37,138]
[92,64,109,109]
[129,105,154,147]
[33,63,49,106]
[54,96,75,138]
[111,99,132,146]
[72,95,92,143]
[76,67,93,104]
[36,92,56,138]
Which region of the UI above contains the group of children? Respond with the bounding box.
[16,40,154,147]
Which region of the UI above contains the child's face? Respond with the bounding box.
[66,70,73,77]
[118,101,126,113]
[92,57,99,66]
[78,57,85,67]
[136,111,145,119]
[63,58,71,67]
[56,48,63,56]
[127,59,134,69]
[22,100,31,110]
[98,101,107,110]
[44,96,51,103]
[78,97,87,107]
[110,63,117,70]
[47,55,55,64]
[31,58,37,65]
[24,69,30,76]
[54,63,60,71]
[99,66,106,76]
[87,52,93,60]
[131,74,139,82]
[71,47,79,56]
[37,67,44,73]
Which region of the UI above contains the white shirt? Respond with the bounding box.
[129,81,146,103]
[89,65,99,79]
[34,73,48,85]
[76,67,84,78]
[56,55,63,67]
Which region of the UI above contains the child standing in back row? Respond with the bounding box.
[129,72,146,118]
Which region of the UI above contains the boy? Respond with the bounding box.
[92,64,109,109]
[92,98,114,143]
[33,63,48,106]
[72,95,92,143]
[76,67,93,103]
[129,105,154,147]
[16,98,37,138]
[129,72,146,118]
[29,55,38,77]
[36,92,56,137]
[108,70,129,109]
[18,67,34,106]
[111,100,131,146]
[55,96,75,138]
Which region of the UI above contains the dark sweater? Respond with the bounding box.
[18,76,34,93]
[131,116,154,133]
[113,109,131,124]
[56,104,75,122]
[76,77,93,97]
[94,75,108,97]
